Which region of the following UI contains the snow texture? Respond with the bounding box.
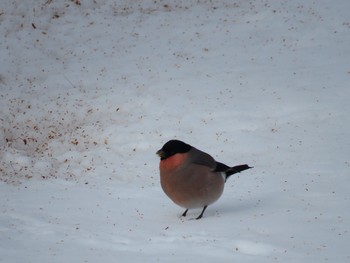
[1,0,349,262]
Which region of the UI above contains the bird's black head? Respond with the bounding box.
[156,140,192,160]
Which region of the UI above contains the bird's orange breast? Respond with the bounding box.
[159,153,188,171]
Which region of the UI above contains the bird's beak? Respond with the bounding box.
[156,149,165,158]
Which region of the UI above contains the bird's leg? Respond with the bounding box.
[182,209,189,217]
[196,205,208,220]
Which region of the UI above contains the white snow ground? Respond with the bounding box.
[1,0,350,262]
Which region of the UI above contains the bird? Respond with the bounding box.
[156,139,252,219]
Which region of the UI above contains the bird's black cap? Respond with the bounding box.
[156,140,192,160]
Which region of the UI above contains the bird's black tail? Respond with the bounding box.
[225,164,252,180]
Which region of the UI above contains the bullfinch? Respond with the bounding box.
[157,139,252,219]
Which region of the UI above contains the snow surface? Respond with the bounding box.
[1,0,350,262]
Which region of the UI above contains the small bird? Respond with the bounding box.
[156,140,252,219]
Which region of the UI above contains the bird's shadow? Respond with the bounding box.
[176,193,276,220]
[211,193,276,218]
[178,201,259,221]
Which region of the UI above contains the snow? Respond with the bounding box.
[1,0,349,262]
